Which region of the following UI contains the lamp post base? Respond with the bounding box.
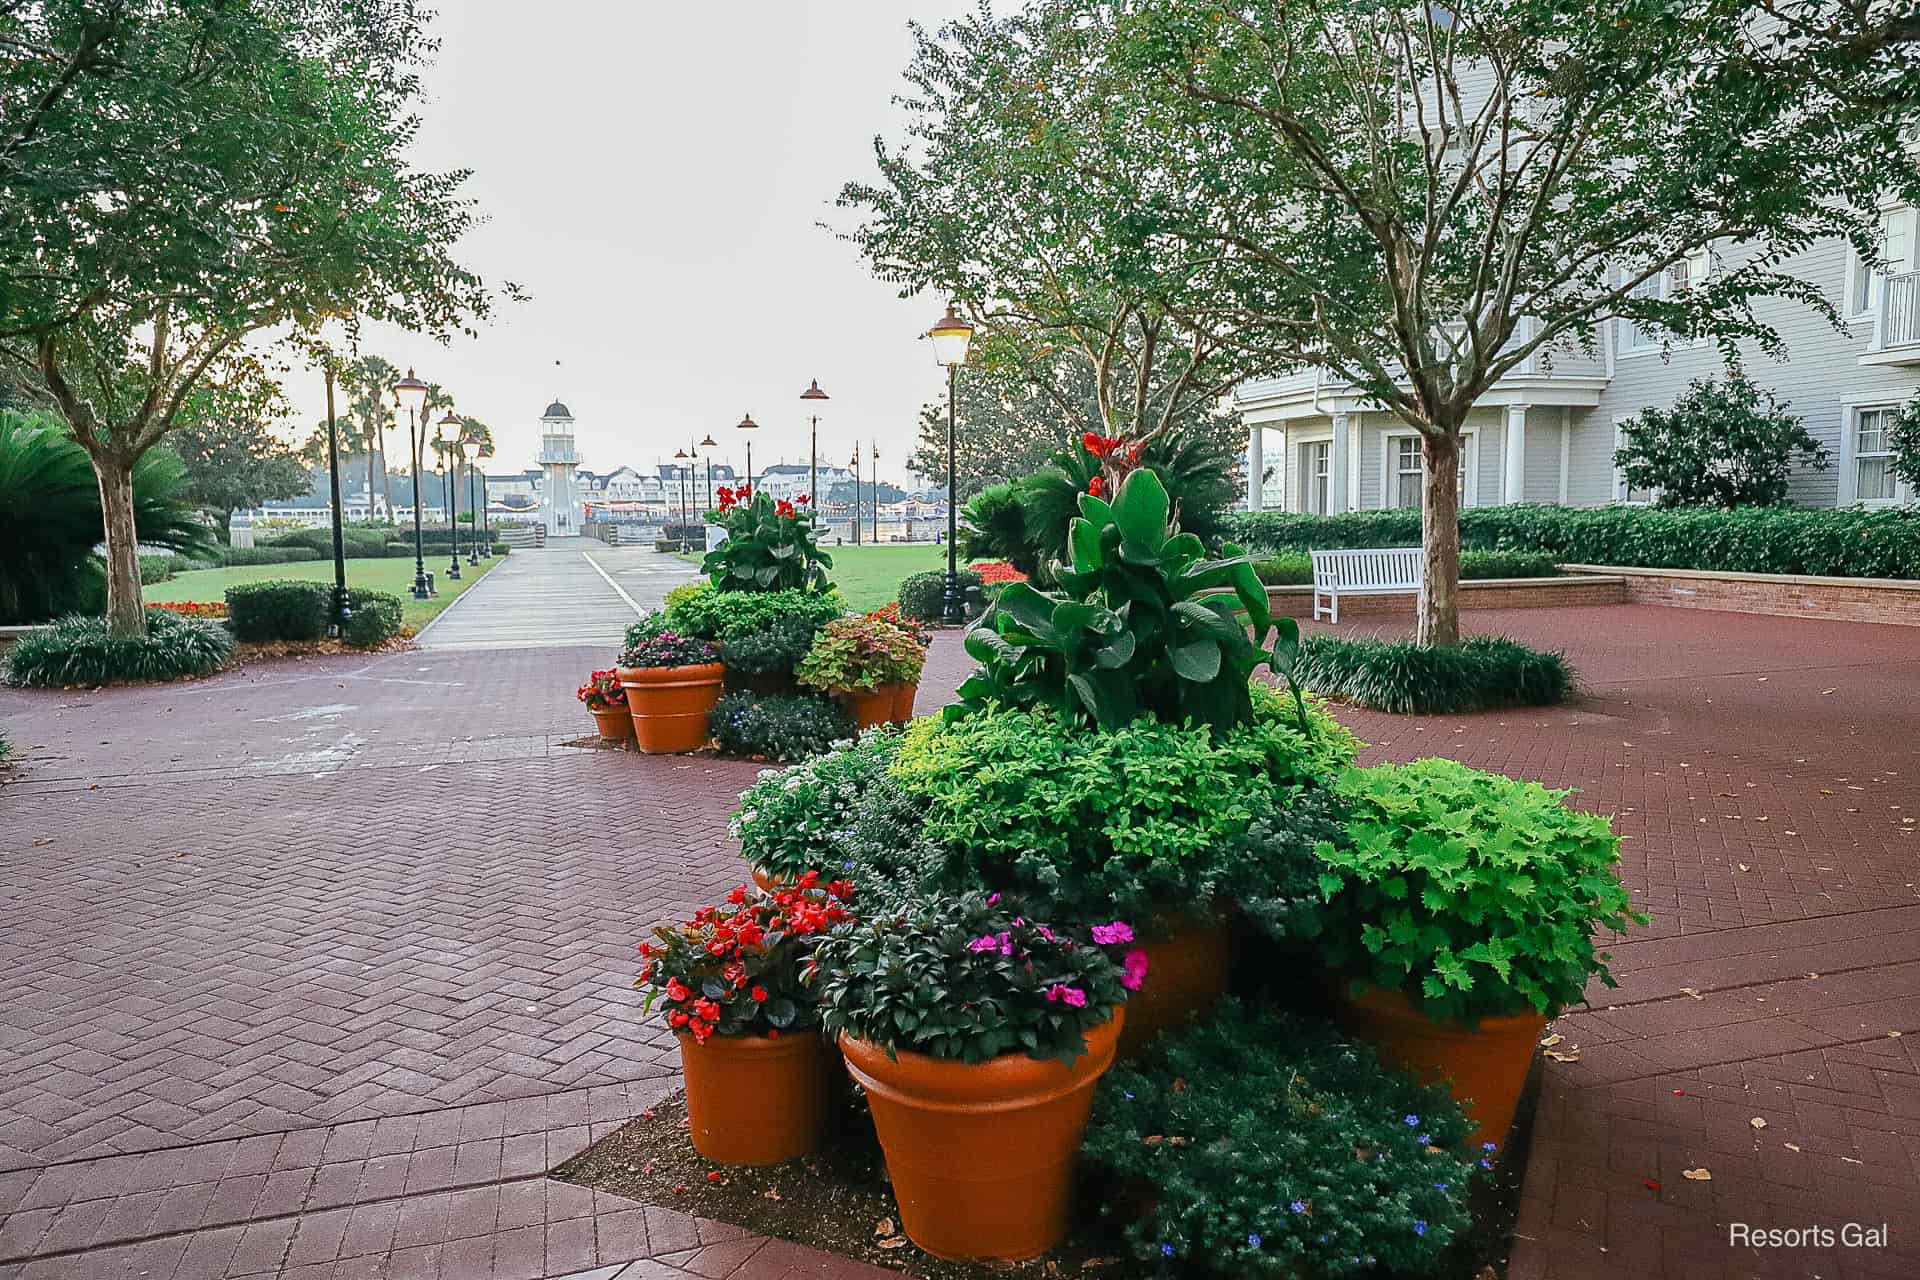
[447,558,462,581]
[941,574,965,625]
[330,587,354,640]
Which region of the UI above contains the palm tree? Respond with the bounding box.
[343,355,398,522]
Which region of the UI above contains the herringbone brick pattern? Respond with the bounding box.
[0,605,1916,1278]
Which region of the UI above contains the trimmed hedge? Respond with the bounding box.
[1252,548,1560,586]
[226,580,332,642]
[222,546,309,567]
[1297,634,1575,714]
[344,589,405,647]
[264,526,390,558]
[1224,503,1920,579]
[3,610,234,688]
[897,568,984,622]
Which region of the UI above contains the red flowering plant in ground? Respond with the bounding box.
[576,669,624,710]
[637,872,856,1043]
[147,600,227,618]
[970,561,1027,586]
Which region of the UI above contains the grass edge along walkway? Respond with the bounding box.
[144,554,506,629]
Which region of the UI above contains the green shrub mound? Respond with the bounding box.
[0,727,12,764]
[1252,548,1559,586]
[662,582,845,642]
[890,689,1359,926]
[1224,504,1920,580]
[264,526,390,558]
[222,545,310,567]
[897,568,983,622]
[343,589,405,647]
[1296,635,1574,715]
[707,691,852,762]
[226,580,332,642]
[4,610,234,688]
[1084,1000,1480,1278]
[731,729,902,880]
[719,613,825,678]
[1315,759,1646,1022]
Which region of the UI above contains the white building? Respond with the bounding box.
[537,400,583,536]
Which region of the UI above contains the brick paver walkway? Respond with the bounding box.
[0,602,1915,1278]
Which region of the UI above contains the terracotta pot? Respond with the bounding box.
[1330,982,1547,1150]
[888,680,920,724]
[839,1009,1124,1262]
[589,705,633,742]
[840,685,896,730]
[750,864,797,894]
[1117,914,1234,1058]
[677,1030,839,1165]
[618,662,724,753]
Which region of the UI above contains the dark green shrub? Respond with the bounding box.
[719,612,825,678]
[222,546,307,567]
[225,580,331,642]
[1083,1000,1481,1277]
[897,568,983,622]
[0,726,11,764]
[1614,376,1828,508]
[137,554,177,584]
[730,730,903,880]
[663,582,844,642]
[1223,504,1920,579]
[1296,635,1574,715]
[707,691,852,762]
[4,609,234,688]
[1315,759,1645,1021]
[343,589,404,647]
[383,542,416,559]
[264,526,389,558]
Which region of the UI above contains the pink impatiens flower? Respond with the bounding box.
[967,935,999,953]
[1045,984,1088,1008]
[1091,921,1135,946]
[1121,948,1150,992]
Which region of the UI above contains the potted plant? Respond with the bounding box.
[863,603,932,720]
[616,621,724,753]
[795,612,927,729]
[813,891,1139,1262]
[702,487,833,593]
[636,873,855,1164]
[576,669,632,741]
[1313,758,1646,1147]
[731,729,902,891]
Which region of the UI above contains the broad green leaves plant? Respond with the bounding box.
[958,466,1310,734]
[1614,376,1830,508]
[702,490,832,593]
[1315,759,1647,1023]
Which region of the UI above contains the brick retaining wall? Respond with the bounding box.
[1265,574,1627,619]
[1559,564,1920,626]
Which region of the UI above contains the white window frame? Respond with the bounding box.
[1847,207,1917,322]
[1302,438,1333,514]
[1380,429,1478,509]
[1617,251,1713,357]
[1838,401,1910,506]
[1611,416,1662,506]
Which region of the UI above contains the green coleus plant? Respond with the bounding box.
[702,487,833,593]
[957,466,1310,734]
[795,613,926,693]
[1083,1000,1482,1278]
[1314,759,1647,1023]
[812,890,1136,1065]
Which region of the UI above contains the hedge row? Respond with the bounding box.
[1222,504,1920,580]
[224,580,407,647]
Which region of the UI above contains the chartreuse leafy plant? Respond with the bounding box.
[660,584,845,643]
[702,488,832,593]
[731,730,903,881]
[892,688,1358,927]
[959,466,1311,734]
[813,890,1133,1066]
[1315,759,1646,1023]
[1083,1000,1480,1278]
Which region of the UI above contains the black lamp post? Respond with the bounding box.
[462,438,481,564]
[437,413,462,580]
[870,441,881,545]
[673,447,691,530]
[926,305,974,623]
[699,434,718,512]
[799,379,828,507]
[849,444,861,545]
[320,344,353,637]
[736,413,758,493]
[393,369,431,598]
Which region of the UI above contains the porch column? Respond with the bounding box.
[1330,412,1352,514]
[1502,404,1528,505]
[1246,422,1264,512]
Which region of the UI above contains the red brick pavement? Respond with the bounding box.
[0,604,1915,1278]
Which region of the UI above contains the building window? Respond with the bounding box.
[1849,208,1916,318]
[1854,407,1898,502]
[1393,436,1422,508]
[1306,441,1331,514]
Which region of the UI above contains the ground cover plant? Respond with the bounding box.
[708,691,852,762]
[3,608,233,688]
[1296,635,1574,715]
[731,730,903,882]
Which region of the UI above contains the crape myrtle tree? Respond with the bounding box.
[0,1,507,637]
[840,8,1265,461]
[1001,0,1920,644]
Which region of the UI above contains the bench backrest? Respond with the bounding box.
[1310,546,1425,589]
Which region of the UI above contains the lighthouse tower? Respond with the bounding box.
[538,399,582,537]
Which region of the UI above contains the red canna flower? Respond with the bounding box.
[1088,475,1106,497]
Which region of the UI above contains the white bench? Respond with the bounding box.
[1311,547,1425,623]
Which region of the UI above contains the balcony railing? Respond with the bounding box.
[1881,270,1920,349]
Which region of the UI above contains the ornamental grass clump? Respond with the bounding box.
[636,873,855,1043]
[731,729,903,882]
[1083,999,1481,1278]
[1296,634,1574,715]
[4,609,233,688]
[795,613,926,694]
[1315,759,1646,1022]
[813,890,1139,1065]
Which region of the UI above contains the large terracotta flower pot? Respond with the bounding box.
[750,864,796,894]
[1116,914,1233,1058]
[618,662,724,753]
[888,680,920,724]
[839,1009,1124,1262]
[1331,982,1547,1150]
[589,705,633,742]
[840,685,896,730]
[678,1030,839,1165]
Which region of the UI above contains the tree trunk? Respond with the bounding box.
[368,447,380,523]
[95,455,146,638]
[1418,432,1462,647]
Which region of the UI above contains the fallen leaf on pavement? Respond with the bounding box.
[1540,1033,1564,1048]
[1750,1117,1767,1129]
[1680,987,1703,1000]
[1682,1168,1711,1181]
[874,1218,895,1238]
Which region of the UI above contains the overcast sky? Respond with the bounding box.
[305,1,974,486]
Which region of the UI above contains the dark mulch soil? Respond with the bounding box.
[550,1066,1534,1279]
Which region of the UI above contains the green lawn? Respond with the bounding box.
[145,555,504,629]
[677,544,951,613]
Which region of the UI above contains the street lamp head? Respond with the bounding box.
[698,434,718,448]
[437,411,461,435]
[393,368,428,418]
[927,304,973,367]
[673,447,689,459]
[460,438,480,463]
[736,413,759,432]
[800,379,829,404]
